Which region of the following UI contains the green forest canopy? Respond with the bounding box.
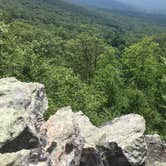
[0,0,166,139]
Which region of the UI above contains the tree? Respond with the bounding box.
[65,32,106,83]
[121,37,166,137]
[121,37,159,91]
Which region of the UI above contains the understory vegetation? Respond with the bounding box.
[0,0,166,139]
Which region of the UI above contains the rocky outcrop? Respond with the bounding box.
[145,135,166,166]
[41,107,84,166]
[0,78,165,166]
[39,107,147,166]
[0,78,48,165]
[74,111,147,166]
[0,107,39,153]
[0,77,48,131]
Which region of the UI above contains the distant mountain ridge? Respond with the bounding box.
[118,0,166,14]
[68,0,166,15]
[67,0,135,11]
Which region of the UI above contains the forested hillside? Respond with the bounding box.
[0,0,166,139]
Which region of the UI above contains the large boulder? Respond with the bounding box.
[32,107,147,166]
[75,111,147,166]
[0,77,48,131]
[145,134,166,166]
[41,107,84,166]
[0,78,48,165]
[39,106,147,166]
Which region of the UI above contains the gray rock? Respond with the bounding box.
[0,107,39,153]
[154,162,166,166]
[41,107,84,166]
[145,134,166,166]
[74,111,147,166]
[0,78,48,165]
[42,107,147,166]
[0,150,30,166]
[0,77,48,131]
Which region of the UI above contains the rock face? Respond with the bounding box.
[0,77,48,131]
[145,135,166,166]
[41,107,84,166]
[0,78,48,165]
[0,107,39,153]
[75,111,147,166]
[40,108,147,166]
[0,77,165,166]
[0,150,30,166]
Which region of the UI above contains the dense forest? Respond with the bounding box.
[0,0,166,139]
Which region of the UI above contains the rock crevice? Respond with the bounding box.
[0,127,39,153]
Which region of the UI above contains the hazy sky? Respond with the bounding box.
[117,0,166,12]
[72,0,166,14]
